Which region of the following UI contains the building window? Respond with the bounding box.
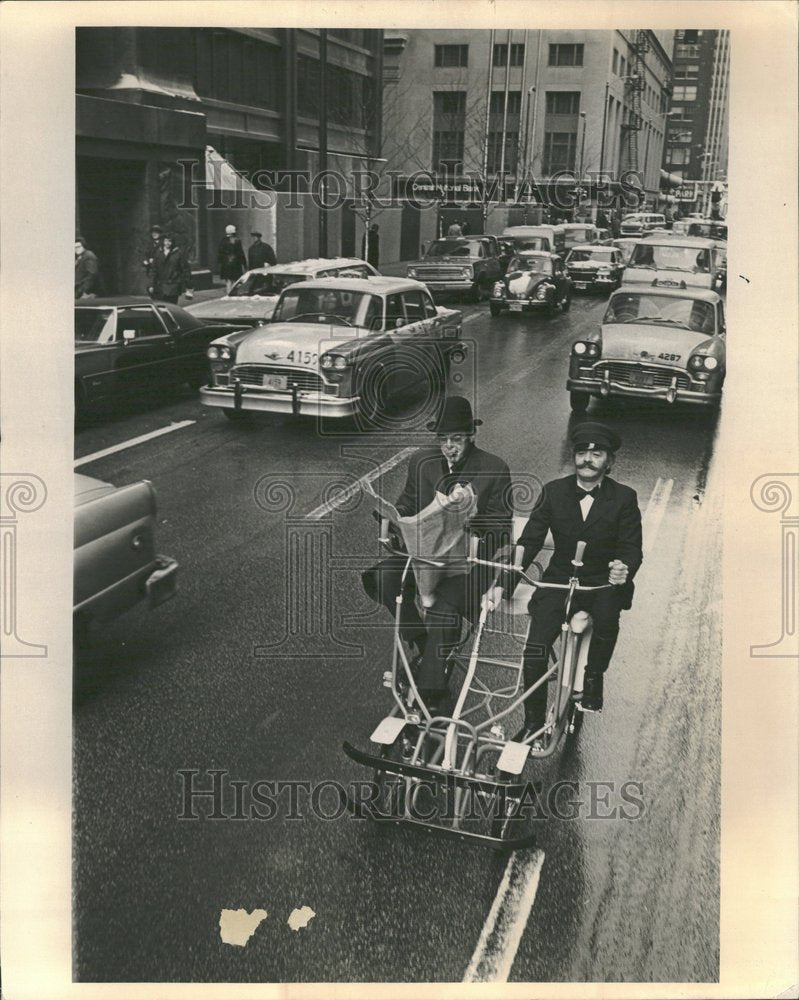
[493,43,525,67]
[297,53,320,117]
[548,43,584,67]
[669,105,693,122]
[195,29,281,110]
[489,90,522,115]
[612,48,619,74]
[434,90,467,117]
[545,91,581,115]
[674,43,700,59]
[667,127,693,143]
[486,131,519,174]
[543,130,577,173]
[434,44,468,68]
[672,85,697,102]
[668,147,691,165]
[432,131,465,173]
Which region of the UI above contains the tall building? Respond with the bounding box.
[661,29,729,216]
[76,28,383,293]
[382,29,673,224]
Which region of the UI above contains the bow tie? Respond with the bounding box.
[578,487,599,498]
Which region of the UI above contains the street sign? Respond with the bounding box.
[675,183,697,202]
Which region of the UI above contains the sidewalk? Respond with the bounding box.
[187,258,416,305]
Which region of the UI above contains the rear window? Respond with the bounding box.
[426,239,481,258]
[75,308,114,343]
[629,243,712,273]
[230,272,306,297]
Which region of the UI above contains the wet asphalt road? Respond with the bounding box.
[73,290,721,983]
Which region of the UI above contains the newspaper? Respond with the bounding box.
[363,480,477,607]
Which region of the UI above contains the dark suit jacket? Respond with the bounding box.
[154,248,192,297]
[395,444,513,560]
[514,474,643,605]
[248,241,277,270]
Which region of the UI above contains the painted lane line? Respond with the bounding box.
[463,849,546,982]
[305,446,417,520]
[74,420,196,468]
[641,476,674,555]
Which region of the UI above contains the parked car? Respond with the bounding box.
[407,237,502,300]
[562,222,602,253]
[567,285,726,412]
[564,245,626,293]
[612,237,640,265]
[501,224,567,257]
[74,473,177,640]
[200,276,463,422]
[74,298,242,418]
[619,212,667,237]
[622,235,725,292]
[488,252,571,317]
[185,257,379,327]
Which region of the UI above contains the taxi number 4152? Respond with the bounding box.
[657,352,681,362]
[285,350,318,365]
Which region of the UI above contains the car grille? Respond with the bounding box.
[231,364,324,393]
[570,269,598,280]
[595,362,690,389]
[415,267,469,280]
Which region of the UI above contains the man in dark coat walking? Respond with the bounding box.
[490,421,642,742]
[153,235,193,304]
[143,223,163,295]
[75,237,100,299]
[248,230,277,270]
[362,396,513,709]
[217,224,248,293]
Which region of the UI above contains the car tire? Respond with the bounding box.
[570,391,590,414]
[489,302,502,318]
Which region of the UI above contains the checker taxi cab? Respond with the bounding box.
[567,285,726,412]
[200,276,463,421]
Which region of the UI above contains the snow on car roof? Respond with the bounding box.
[637,235,719,247]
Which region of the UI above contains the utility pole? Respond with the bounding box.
[318,29,328,257]
[481,29,496,231]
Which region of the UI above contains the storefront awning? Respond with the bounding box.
[205,146,258,192]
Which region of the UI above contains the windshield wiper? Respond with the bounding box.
[628,316,690,328]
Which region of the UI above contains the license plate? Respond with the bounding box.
[628,370,654,387]
[575,281,588,289]
[659,280,679,287]
[263,374,287,390]
[509,302,523,312]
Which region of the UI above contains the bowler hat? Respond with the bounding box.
[150,224,162,233]
[427,396,482,434]
[251,230,262,238]
[569,421,621,453]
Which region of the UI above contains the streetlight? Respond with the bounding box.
[578,111,587,180]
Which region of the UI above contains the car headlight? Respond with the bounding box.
[573,341,600,357]
[408,268,418,278]
[208,344,234,361]
[704,356,719,371]
[461,267,474,278]
[573,341,587,355]
[321,354,348,371]
[493,282,504,296]
[689,354,719,371]
[207,345,220,360]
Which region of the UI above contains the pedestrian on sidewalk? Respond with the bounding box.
[217,224,248,293]
[153,235,193,304]
[248,230,276,270]
[75,236,100,299]
[143,223,163,296]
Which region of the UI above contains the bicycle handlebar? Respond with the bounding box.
[470,538,613,592]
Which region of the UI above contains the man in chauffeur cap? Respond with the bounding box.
[489,421,643,742]
[362,396,513,711]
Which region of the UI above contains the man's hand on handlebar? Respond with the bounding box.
[483,585,505,611]
[608,560,629,585]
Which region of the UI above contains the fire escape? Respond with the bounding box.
[620,30,648,181]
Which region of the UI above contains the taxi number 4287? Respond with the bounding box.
[657,352,681,362]
[285,350,318,365]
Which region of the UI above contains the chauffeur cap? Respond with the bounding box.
[569,421,621,453]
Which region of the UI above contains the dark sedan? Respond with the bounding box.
[488,252,572,317]
[75,298,242,418]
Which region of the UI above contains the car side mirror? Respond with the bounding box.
[122,329,136,344]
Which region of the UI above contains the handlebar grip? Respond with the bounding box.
[469,534,480,559]
[573,540,586,566]
[513,545,524,570]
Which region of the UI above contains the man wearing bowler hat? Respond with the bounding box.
[362,396,513,711]
[489,421,643,742]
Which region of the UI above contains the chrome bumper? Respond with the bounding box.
[200,385,359,418]
[567,376,721,406]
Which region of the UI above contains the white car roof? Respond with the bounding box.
[241,257,375,278]
[292,275,429,294]
[637,235,718,248]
